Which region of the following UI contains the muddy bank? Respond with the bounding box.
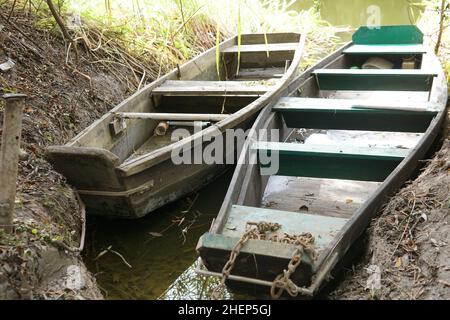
[0,4,136,299]
[332,111,450,300]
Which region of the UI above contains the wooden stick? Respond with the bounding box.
[0,93,26,233]
[115,113,230,122]
[435,0,447,54]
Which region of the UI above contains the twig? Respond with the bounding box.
[7,0,16,22]
[438,280,450,287]
[389,191,417,260]
[95,245,132,269]
[137,70,146,91]
[0,11,44,51]
[109,248,132,269]
[435,0,448,54]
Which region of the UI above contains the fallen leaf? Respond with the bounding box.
[148,232,163,237]
[395,257,402,268]
[346,198,354,204]
[366,265,382,292]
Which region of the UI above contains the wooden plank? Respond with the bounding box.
[344,44,426,55]
[152,80,274,96]
[222,43,299,54]
[253,141,409,182]
[236,67,285,79]
[222,205,348,249]
[313,69,437,92]
[262,176,381,219]
[0,94,26,232]
[115,113,230,122]
[273,97,439,132]
[241,33,301,45]
[353,25,424,45]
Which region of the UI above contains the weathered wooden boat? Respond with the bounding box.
[45,33,305,218]
[196,26,448,299]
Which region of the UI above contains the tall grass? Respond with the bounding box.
[3,0,347,86]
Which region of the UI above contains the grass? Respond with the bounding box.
[417,0,450,85]
[1,0,346,91]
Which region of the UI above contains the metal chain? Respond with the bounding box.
[270,233,315,299]
[211,222,281,300]
[211,222,316,300]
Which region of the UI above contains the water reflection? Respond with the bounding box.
[160,260,233,300]
[84,171,234,300]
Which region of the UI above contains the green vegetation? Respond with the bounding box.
[1,0,346,91]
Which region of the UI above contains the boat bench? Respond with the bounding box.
[152,80,273,97]
[312,69,437,92]
[252,141,409,182]
[273,97,439,132]
[222,43,299,54]
[343,44,426,55]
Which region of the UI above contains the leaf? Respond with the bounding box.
[346,198,354,204]
[148,232,163,237]
[395,257,402,268]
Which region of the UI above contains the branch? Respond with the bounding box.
[46,0,73,43]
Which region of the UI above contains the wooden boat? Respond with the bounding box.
[196,26,448,299]
[45,33,305,218]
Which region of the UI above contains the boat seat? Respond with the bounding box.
[152,80,273,96]
[343,44,426,55]
[236,67,285,79]
[220,205,349,250]
[222,43,299,54]
[312,69,437,92]
[115,112,229,122]
[252,141,409,182]
[273,97,439,132]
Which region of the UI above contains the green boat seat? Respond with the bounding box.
[312,69,437,92]
[343,44,426,55]
[273,97,439,132]
[220,205,348,250]
[253,141,409,182]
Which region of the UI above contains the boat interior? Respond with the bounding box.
[199,26,446,290]
[65,33,302,166]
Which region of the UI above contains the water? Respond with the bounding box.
[84,0,426,300]
[84,171,234,300]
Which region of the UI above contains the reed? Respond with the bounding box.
[2,0,347,88]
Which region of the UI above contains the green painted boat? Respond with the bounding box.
[196,25,448,299]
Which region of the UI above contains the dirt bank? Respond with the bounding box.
[332,111,450,300]
[0,6,135,299]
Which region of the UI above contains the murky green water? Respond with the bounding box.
[292,0,422,28]
[84,0,425,300]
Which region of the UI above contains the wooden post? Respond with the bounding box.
[0,93,26,233]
